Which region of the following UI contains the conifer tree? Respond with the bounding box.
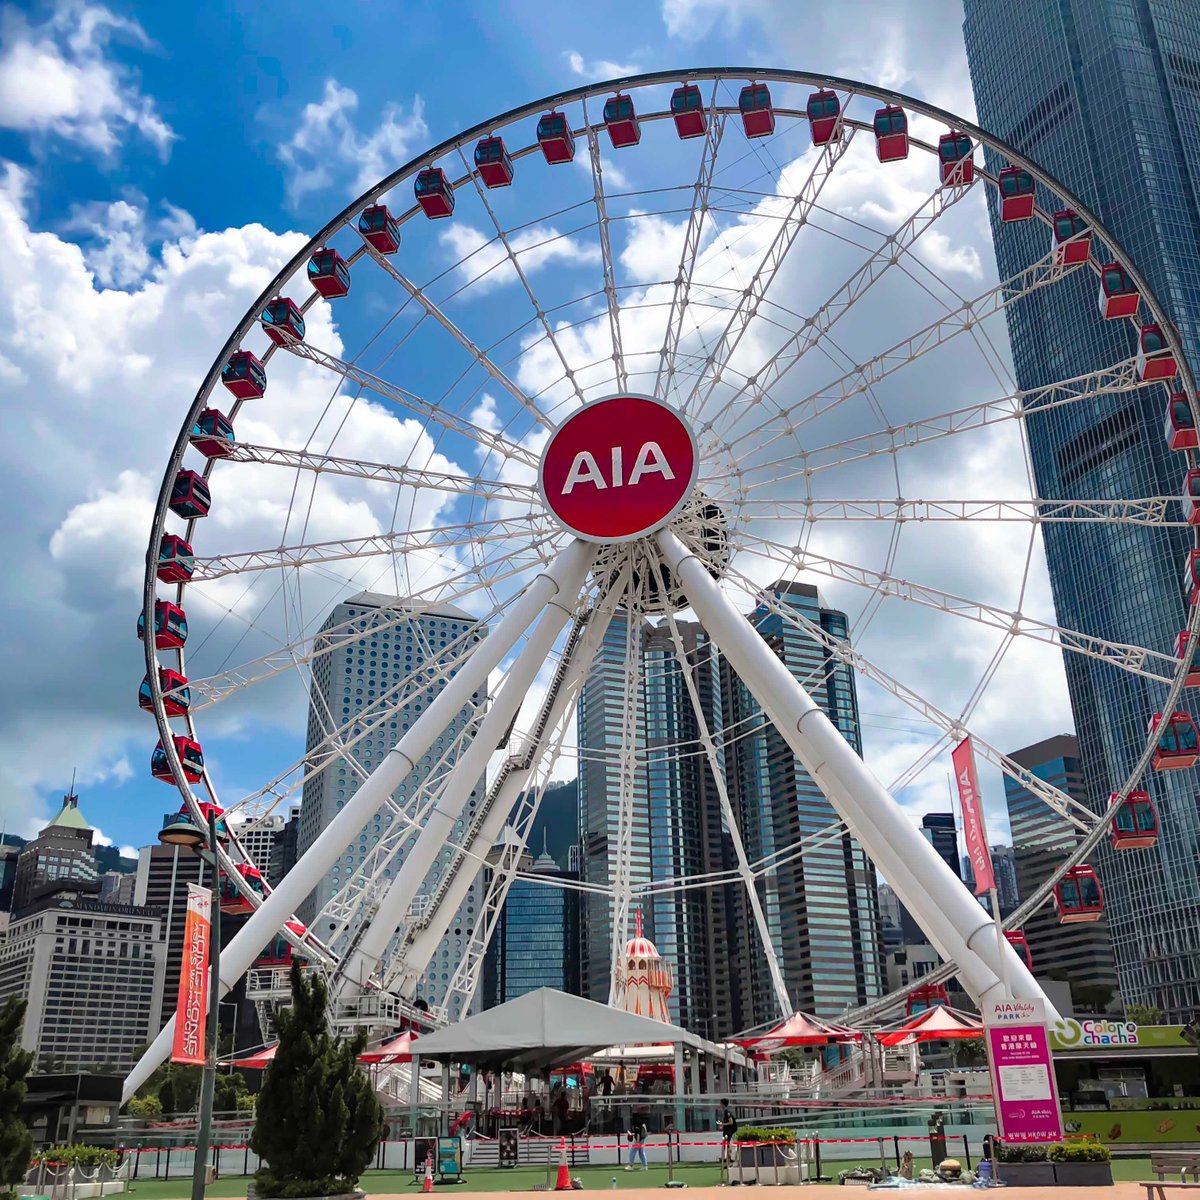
[251,964,383,1196]
[0,997,34,1200]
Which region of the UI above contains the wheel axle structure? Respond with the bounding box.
[125,67,1199,1100]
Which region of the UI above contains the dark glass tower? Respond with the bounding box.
[964,0,1200,1016]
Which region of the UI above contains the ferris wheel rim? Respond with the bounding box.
[139,66,1200,1021]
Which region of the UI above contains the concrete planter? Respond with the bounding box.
[727,1160,804,1185]
[995,1161,1056,1187]
[1053,1161,1114,1187]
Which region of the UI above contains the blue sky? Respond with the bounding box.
[0,0,1073,866]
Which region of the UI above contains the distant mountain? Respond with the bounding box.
[523,779,579,870]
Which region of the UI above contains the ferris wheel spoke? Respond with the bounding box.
[734,535,1176,686]
[655,89,726,402]
[720,557,1098,831]
[580,98,627,393]
[734,496,1178,524]
[679,129,854,421]
[187,544,548,713]
[761,357,1148,480]
[281,340,540,468]
[222,439,539,503]
[726,247,1084,460]
[699,178,973,448]
[453,145,587,409]
[358,242,550,431]
[662,607,791,1016]
[188,516,551,582]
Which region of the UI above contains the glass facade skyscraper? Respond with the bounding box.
[965,0,1200,1017]
[296,591,487,1010]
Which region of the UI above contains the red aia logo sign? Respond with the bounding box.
[539,395,698,543]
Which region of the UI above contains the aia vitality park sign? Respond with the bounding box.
[539,395,698,542]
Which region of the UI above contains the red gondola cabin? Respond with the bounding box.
[190,409,235,459]
[1051,209,1091,266]
[938,132,974,185]
[997,166,1035,222]
[139,668,191,717]
[1150,711,1200,770]
[138,600,188,650]
[260,297,305,346]
[474,136,513,187]
[739,83,774,138]
[906,983,948,1016]
[1167,393,1198,451]
[157,534,194,584]
[1004,930,1033,971]
[873,105,908,162]
[415,168,454,219]
[151,736,204,784]
[1137,323,1176,381]
[537,112,575,163]
[358,204,400,253]
[220,864,265,915]
[308,249,351,299]
[169,470,211,520]
[1184,469,1200,525]
[221,351,266,399]
[1054,865,1104,924]
[1185,550,1200,607]
[603,93,640,148]
[1098,262,1139,320]
[1177,631,1200,688]
[807,89,840,146]
[671,84,706,139]
[1110,791,1158,850]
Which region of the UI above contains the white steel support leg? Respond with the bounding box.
[121,537,593,1103]
[656,529,1059,1023]
[336,538,595,993]
[398,592,620,992]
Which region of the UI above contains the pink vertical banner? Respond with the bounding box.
[952,736,994,896]
[171,883,211,1065]
[985,999,1063,1143]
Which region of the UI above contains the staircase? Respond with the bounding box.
[465,1135,589,1168]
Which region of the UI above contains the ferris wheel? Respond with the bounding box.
[126,67,1200,1097]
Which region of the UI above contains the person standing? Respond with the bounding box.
[625,1118,649,1171]
[719,1099,738,1163]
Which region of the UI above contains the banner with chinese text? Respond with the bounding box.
[171,883,212,1065]
[985,998,1063,1143]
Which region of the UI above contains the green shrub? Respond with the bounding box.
[126,1095,163,1120]
[995,1142,1049,1163]
[0,995,34,1200]
[33,1146,119,1170]
[253,1172,354,1198]
[737,1126,795,1144]
[1048,1140,1111,1162]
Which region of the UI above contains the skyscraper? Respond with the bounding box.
[296,592,487,1010]
[920,814,961,881]
[12,794,100,911]
[723,582,884,1023]
[1004,735,1118,996]
[965,0,1200,1017]
[482,843,581,1006]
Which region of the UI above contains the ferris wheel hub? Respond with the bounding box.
[538,394,699,543]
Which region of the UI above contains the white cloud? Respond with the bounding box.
[278,79,427,206]
[438,222,601,296]
[661,0,766,41]
[0,1,174,157]
[565,51,641,80]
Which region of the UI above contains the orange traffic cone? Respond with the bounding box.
[422,1154,434,1194]
[554,1137,572,1191]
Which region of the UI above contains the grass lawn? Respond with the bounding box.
[119,1156,1164,1196]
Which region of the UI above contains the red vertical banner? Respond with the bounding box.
[171,883,212,1065]
[952,736,995,896]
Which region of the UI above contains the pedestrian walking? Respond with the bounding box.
[625,1119,649,1171]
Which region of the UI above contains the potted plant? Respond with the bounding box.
[736,1127,794,1169]
[994,1141,1056,1187]
[1048,1140,1113,1187]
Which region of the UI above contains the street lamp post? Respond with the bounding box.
[160,810,222,1200]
